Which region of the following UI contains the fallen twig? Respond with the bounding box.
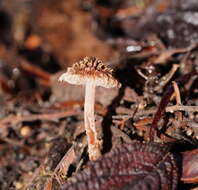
[166,105,198,113]
[43,136,87,189]
[0,110,79,137]
[154,64,179,92]
[172,81,183,121]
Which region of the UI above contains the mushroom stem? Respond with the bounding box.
[84,82,102,160]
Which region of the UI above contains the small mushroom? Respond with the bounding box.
[59,56,121,160]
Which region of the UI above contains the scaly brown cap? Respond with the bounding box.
[59,56,121,88]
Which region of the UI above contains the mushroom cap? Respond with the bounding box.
[59,56,121,88]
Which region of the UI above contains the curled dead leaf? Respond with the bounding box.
[60,141,178,190]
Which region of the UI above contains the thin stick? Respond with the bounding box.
[0,110,78,137]
[166,105,198,113]
[172,81,183,120]
[0,110,78,126]
[154,64,179,92]
[172,81,182,104]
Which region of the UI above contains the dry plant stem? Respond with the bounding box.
[172,81,181,105]
[154,64,179,92]
[166,105,198,113]
[84,83,102,160]
[172,81,183,121]
[172,81,182,104]
[54,146,76,177]
[0,110,77,127]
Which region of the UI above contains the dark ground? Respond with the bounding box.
[0,0,197,189]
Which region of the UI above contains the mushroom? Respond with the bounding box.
[59,56,121,160]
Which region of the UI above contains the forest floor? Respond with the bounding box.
[0,0,197,189]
